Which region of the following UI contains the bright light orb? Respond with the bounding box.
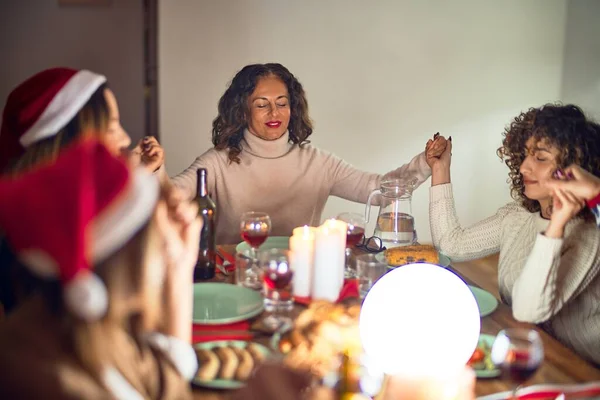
[359,263,480,377]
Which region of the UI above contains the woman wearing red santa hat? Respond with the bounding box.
[0,67,165,174]
[0,67,167,315]
[0,138,200,399]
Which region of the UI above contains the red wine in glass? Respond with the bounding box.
[240,212,271,258]
[502,350,540,384]
[263,267,294,290]
[242,231,268,248]
[346,227,365,247]
[491,329,544,400]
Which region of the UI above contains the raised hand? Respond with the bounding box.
[425,133,451,170]
[544,164,600,202]
[154,185,201,342]
[545,187,586,238]
[132,136,165,173]
[426,133,452,185]
[158,185,201,273]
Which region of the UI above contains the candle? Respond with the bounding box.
[312,222,346,301]
[323,218,347,288]
[289,226,315,298]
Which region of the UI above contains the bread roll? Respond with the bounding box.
[247,343,266,364]
[215,346,239,380]
[195,349,220,381]
[231,346,255,381]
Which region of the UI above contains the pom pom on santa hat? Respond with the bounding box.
[0,67,106,171]
[0,138,159,321]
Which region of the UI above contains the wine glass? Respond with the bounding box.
[259,249,294,330]
[336,212,366,279]
[240,211,271,258]
[491,328,544,399]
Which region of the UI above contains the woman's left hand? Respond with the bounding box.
[133,136,165,173]
[546,188,586,238]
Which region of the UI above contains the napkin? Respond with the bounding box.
[294,279,359,305]
[192,320,252,343]
[476,381,600,400]
[216,245,236,273]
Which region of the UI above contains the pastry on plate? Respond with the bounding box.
[384,244,439,267]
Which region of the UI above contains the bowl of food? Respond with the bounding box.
[468,334,501,378]
[272,300,362,377]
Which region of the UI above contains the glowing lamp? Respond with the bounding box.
[359,263,480,379]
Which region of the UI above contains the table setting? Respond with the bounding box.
[190,188,600,399]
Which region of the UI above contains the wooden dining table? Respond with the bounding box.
[192,248,600,399]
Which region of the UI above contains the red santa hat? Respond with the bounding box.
[0,138,159,320]
[0,67,107,171]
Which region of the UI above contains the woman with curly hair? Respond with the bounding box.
[172,63,437,244]
[427,104,600,365]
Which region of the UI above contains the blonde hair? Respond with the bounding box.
[10,85,110,175]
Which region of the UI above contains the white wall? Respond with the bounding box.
[159,0,567,241]
[561,0,600,121]
[0,0,145,143]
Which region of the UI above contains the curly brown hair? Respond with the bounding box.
[497,103,600,218]
[211,63,313,163]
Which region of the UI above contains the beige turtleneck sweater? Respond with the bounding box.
[430,183,600,365]
[171,130,431,244]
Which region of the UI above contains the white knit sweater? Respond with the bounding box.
[430,183,600,365]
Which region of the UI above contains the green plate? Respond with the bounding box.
[236,236,290,253]
[375,251,452,270]
[469,286,498,318]
[192,340,271,389]
[473,334,501,379]
[193,283,264,325]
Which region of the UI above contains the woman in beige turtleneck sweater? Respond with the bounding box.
[172,63,437,244]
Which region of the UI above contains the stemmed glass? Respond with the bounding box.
[491,328,544,400]
[240,212,271,258]
[260,249,294,330]
[336,212,366,279]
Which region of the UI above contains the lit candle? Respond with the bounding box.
[312,222,346,301]
[289,226,316,298]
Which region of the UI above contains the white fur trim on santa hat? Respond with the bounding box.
[63,272,108,321]
[91,168,159,264]
[18,249,60,279]
[145,333,198,380]
[19,70,107,147]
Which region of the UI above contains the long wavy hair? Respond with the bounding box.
[497,104,600,219]
[212,63,313,163]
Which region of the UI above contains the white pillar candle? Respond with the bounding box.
[312,222,346,301]
[323,218,347,287]
[289,226,316,298]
